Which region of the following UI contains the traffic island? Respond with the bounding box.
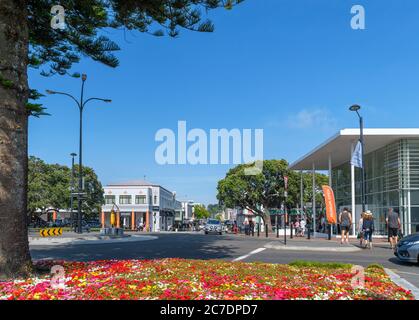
[0,259,414,300]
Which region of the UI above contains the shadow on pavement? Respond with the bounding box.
[30,233,247,262]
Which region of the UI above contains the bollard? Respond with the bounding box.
[328,224,332,240]
[307,223,311,240]
[276,221,279,238]
[257,223,260,237]
[290,222,293,239]
[265,224,268,238]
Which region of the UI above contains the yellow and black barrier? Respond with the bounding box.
[39,228,63,237]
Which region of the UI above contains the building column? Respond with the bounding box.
[116,211,120,229]
[312,162,316,238]
[131,210,135,231]
[145,209,149,232]
[328,153,333,236]
[101,210,105,229]
[351,142,356,236]
[300,170,304,220]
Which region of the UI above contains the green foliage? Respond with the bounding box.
[289,261,352,270]
[194,204,210,220]
[366,264,385,271]
[28,156,104,218]
[27,89,50,117]
[23,0,244,116]
[0,74,13,89]
[207,203,223,217]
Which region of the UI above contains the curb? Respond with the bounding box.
[29,235,158,246]
[384,268,419,300]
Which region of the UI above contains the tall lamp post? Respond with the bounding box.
[349,104,366,212]
[47,74,111,233]
[70,152,77,231]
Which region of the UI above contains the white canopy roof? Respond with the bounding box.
[289,128,419,171]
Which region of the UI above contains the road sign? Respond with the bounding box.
[39,228,63,237]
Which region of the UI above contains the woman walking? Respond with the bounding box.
[362,210,375,249]
[339,208,352,244]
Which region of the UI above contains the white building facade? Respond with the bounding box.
[101,180,179,232]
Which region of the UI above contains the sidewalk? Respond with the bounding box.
[233,232,364,252]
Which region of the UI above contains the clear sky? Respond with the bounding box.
[29,0,419,205]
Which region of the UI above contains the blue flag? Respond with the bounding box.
[351,140,363,168]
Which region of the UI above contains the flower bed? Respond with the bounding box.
[0,259,413,300]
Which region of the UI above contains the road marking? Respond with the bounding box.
[233,248,266,262]
[384,268,419,300]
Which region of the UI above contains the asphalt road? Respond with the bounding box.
[30,232,419,288]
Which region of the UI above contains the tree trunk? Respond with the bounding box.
[0,0,32,278]
[262,209,272,233]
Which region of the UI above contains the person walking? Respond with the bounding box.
[362,211,375,249]
[386,207,401,251]
[339,208,352,245]
[358,212,364,246]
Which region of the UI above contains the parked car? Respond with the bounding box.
[395,233,419,264]
[204,219,223,235]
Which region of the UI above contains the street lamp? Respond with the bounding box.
[70,152,77,231]
[47,74,111,233]
[349,104,366,212]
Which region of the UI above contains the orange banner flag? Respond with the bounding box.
[322,185,337,224]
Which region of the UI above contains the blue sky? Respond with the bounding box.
[29,0,419,205]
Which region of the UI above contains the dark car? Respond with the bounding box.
[395,233,419,264]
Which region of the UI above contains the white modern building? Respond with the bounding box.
[101,180,180,232]
[289,128,419,236]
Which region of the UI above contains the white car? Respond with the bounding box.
[204,219,223,235]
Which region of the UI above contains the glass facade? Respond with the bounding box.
[332,139,419,235]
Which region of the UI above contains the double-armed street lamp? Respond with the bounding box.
[70,152,77,231]
[349,104,366,212]
[47,74,111,233]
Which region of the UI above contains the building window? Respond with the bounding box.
[105,195,115,205]
[135,195,146,204]
[154,195,157,205]
[119,195,132,205]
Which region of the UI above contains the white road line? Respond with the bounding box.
[233,248,267,262]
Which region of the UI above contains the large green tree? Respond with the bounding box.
[193,204,210,220]
[217,160,328,231]
[28,156,104,220]
[0,0,243,278]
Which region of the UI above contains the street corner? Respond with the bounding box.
[29,234,158,246]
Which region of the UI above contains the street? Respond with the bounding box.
[30,232,419,289]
